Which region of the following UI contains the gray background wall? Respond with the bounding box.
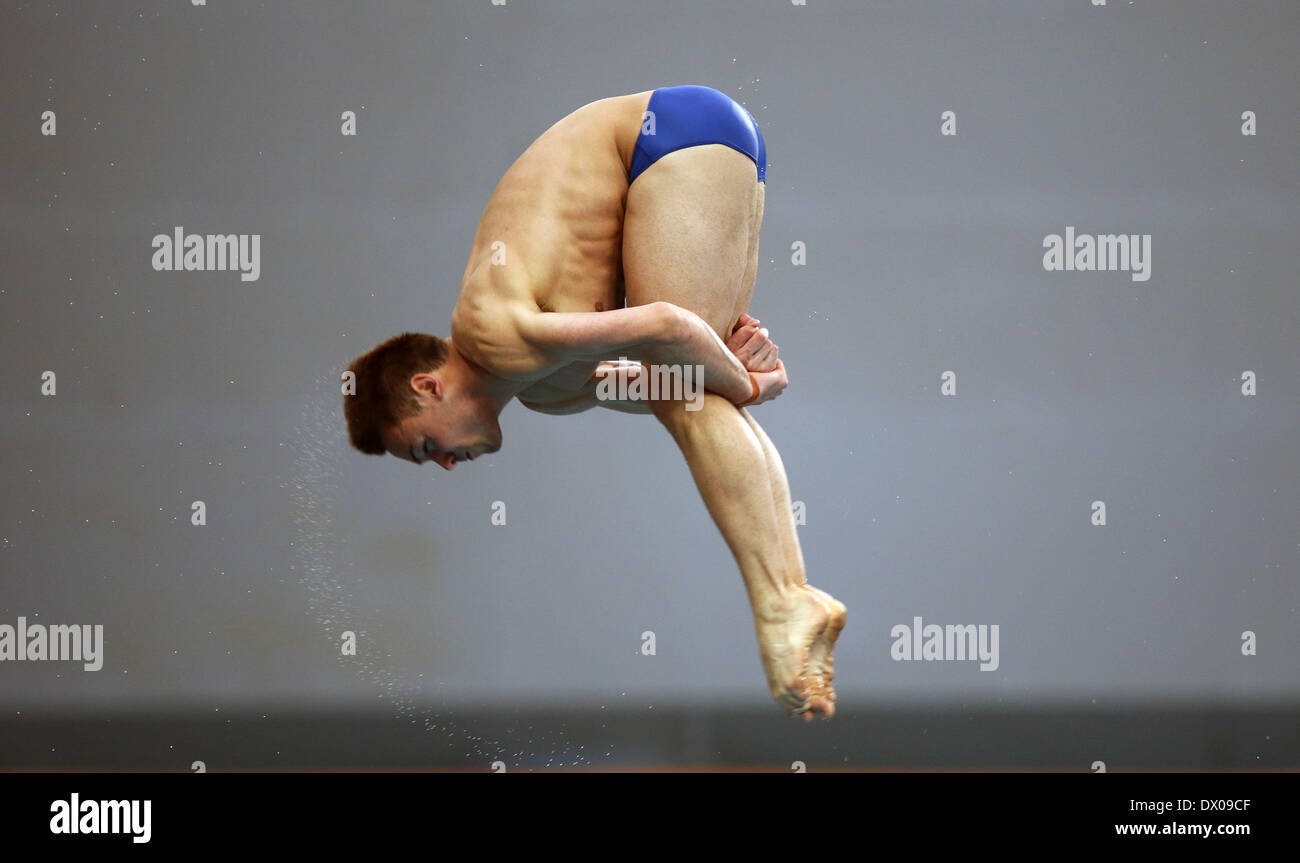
[1,0,1296,768]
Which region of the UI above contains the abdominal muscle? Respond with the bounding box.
[516,371,602,414]
[455,91,652,408]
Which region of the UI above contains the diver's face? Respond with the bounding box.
[383,380,501,471]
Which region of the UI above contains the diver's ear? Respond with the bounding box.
[410,373,443,400]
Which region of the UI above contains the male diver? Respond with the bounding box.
[344,86,846,720]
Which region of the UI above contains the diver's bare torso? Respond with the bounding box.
[450,90,654,414]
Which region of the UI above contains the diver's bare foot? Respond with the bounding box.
[800,584,847,719]
[754,589,831,722]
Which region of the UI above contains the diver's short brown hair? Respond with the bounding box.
[343,332,448,455]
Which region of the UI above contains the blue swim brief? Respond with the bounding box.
[628,84,767,185]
